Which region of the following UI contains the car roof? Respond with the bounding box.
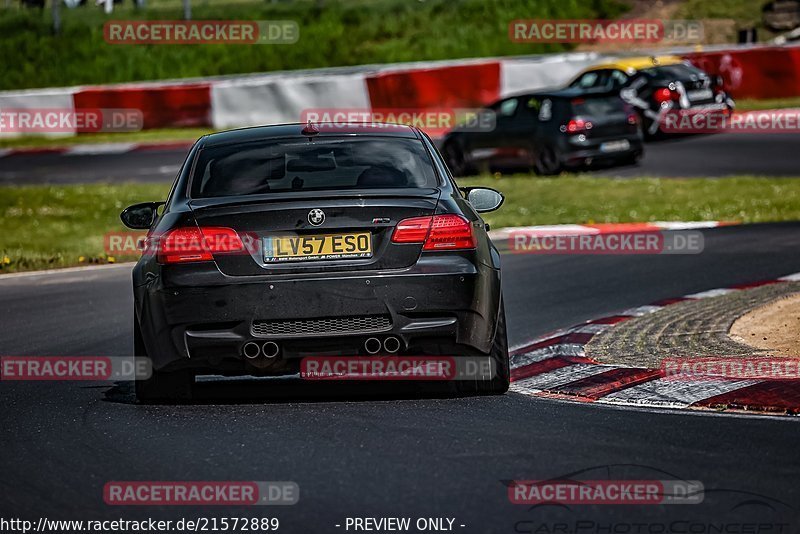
[502,86,619,101]
[583,55,685,74]
[201,122,420,147]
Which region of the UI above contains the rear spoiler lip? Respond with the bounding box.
[188,187,441,210]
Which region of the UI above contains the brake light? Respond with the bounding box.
[654,87,679,103]
[391,216,432,243]
[156,226,244,264]
[391,215,475,250]
[566,118,592,133]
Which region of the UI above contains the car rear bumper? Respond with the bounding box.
[134,255,501,373]
[562,134,644,166]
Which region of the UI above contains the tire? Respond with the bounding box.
[133,317,193,403]
[442,140,475,177]
[618,151,642,167]
[457,301,510,395]
[532,144,562,176]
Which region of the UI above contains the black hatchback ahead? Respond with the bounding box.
[441,88,644,176]
[121,122,508,402]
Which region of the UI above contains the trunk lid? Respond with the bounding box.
[569,96,638,138]
[189,188,440,276]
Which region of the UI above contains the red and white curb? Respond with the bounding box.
[0,140,194,158]
[509,271,800,414]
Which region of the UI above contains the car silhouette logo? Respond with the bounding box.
[308,209,325,226]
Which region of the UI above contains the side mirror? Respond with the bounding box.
[120,202,163,230]
[464,187,504,213]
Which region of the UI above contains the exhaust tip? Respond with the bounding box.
[243,342,261,359]
[383,336,401,354]
[262,341,280,359]
[364,337,382,354]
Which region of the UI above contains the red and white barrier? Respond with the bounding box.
[0,88,77,138]
[211,73,370,129]
[3,44,800,137]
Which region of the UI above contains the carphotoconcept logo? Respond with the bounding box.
[104,20,298,44]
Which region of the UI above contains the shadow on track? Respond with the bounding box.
[101,377,478,406]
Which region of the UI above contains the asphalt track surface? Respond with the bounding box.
[1,223,800,532]
[1,132,799,184]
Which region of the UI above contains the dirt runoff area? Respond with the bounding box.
[730,292,800,357]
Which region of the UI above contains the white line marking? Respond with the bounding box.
[618,305,662,317]
[599,378,760,408]
[683,288,736,299]
[778,272,800,282]
[653,221,723,230]
[64,143,138,156]
[0,262,133,281]
[571,323,613,335]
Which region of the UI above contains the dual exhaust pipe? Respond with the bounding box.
[364,336,401,355]
[243,336,401,359]
[242,341,280,360]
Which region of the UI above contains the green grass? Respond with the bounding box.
[1,0,628,90]
[675,0,765,30]
[735,97,800,112]
[0,183,169,272]
[460,175,800,229]
[2,175,799,273]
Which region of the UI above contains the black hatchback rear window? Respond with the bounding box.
[570,96,629,117]
[190,137,439,198]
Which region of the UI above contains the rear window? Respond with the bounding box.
[570,96,628,117]
[190,137,438,198]
[643,63,706,81]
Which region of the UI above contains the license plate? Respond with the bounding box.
[687,88,713,101]
[600,140,630,153]
[263,232,372,263]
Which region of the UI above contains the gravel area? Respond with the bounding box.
[586,282,800,368]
